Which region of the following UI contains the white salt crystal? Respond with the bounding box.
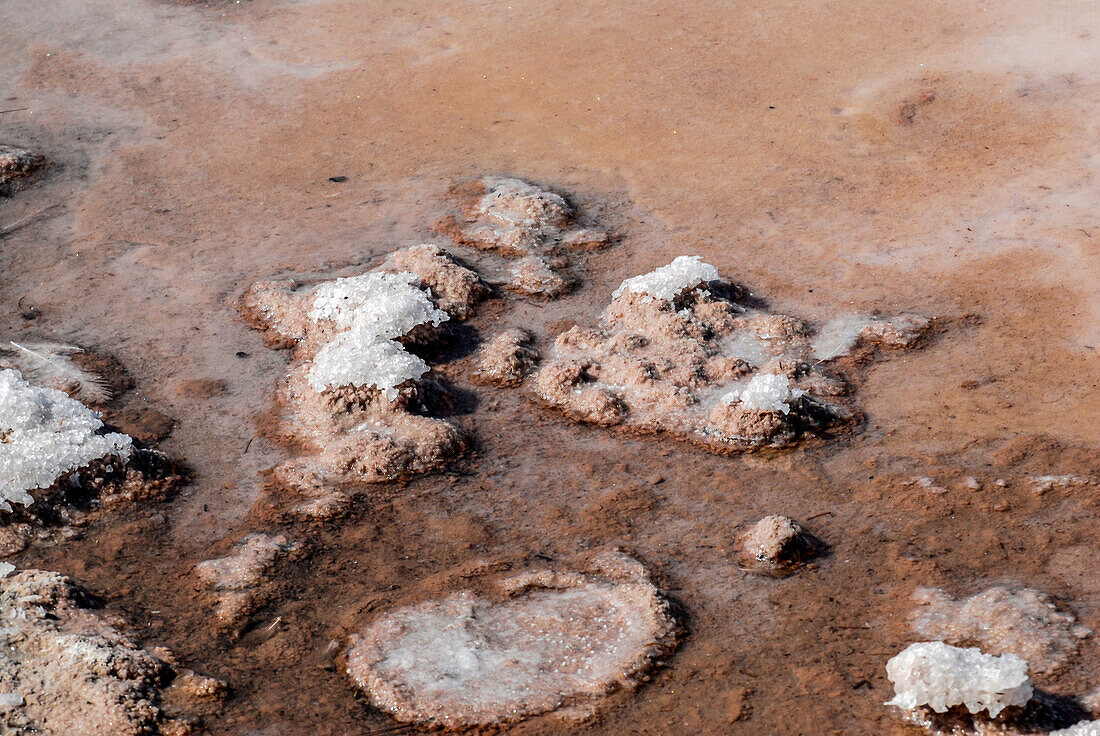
[0,369,132,512]
[309,271,448,337]
[304,271,448,396]
[611,255,720,303]
[721,373,803,414]
[0,692,23,708]
[0,563,13,579]
[308,329,431,398]
[885,642,1032,718]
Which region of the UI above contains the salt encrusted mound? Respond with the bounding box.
[0,369,181,555]
[886,642,1033,718]
[195,533,303,628]
[0,144,44,188]
[434,177,614,297]
[376,244,489,321]
[0,369,132,512]
[0,569,224,735]
[346,550,679,729]
[240,245,487,514]
[473,328,539,386]
[533,256,929,451]
[912,587,1091,675]
[738,515,823,572]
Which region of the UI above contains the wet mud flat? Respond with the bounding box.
[1,0,1099,734]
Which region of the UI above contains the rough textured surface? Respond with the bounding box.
[738,515,823,573]
[473,328,539,387]
[912,587,1091,675]
[346,550,679,729]
[435,177,613,295]
[195,533,303,628]
[534,257,930,451]
[886,642,1033,718]
[0,569,221,735]
[240,245,486,515]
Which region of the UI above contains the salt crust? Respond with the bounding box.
[886,642,1033,718]
[611,255,720,303]
[346,551,679,729]
[535,256,928,451]
[0,369,132,512]
[473,328,539,387]
[0,569,221,735]
[722,373,804,414]
[912,588,1091,676]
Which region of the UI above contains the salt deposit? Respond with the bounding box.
[0,368,181,552]
[1050,721,1100,736]
[435,177,614,296]
[240,245,487,513]
[473,328,539,386]
[886,642,1033,718]
[0,569,223,735]
[534,257,927,451]
[195,533,303,628]
[611,255,720,303]
[346,550,679,729]
[912,587,1091,675]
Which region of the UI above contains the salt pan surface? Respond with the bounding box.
[886,642,1033,718]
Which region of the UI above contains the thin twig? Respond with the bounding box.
[0,205,62,238]
[0,108,29,115]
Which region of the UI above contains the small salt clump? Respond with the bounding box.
[612,255,720,303]
[886,642,1033,718]
[473,328,538,386]
[0,144,44,187]
[724,373,804,414]
[0,369,132,512]
[1049,721,1100,736]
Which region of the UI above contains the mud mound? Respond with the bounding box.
[240,245,487,517]
[912,587,1091,675]
[472,328,538,387]
[738,515,825,574]
[346,550,679,729]
[195,533,303,629]
[534,256,930,451]
[0,568,223,735]
[435,177,614,296]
